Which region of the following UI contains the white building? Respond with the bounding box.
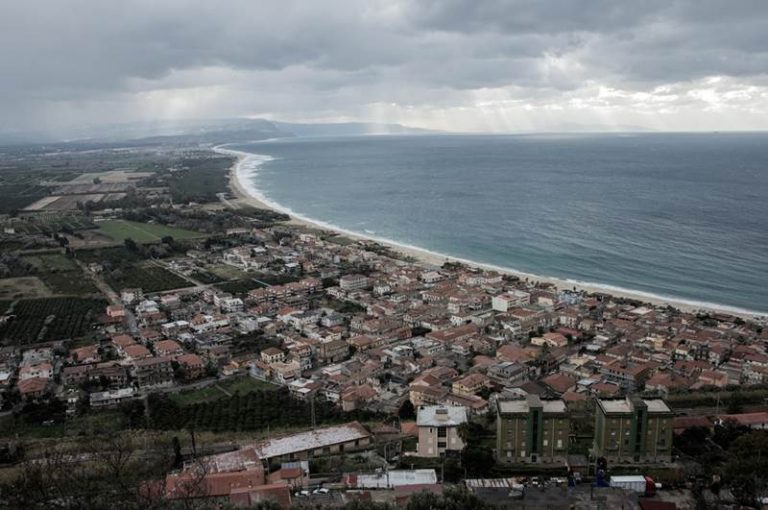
[90,387,136,408]
[417,405,467,457]
[492,290,531,312]
[339,274,369,291]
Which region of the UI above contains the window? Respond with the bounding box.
[437,427,447,438]
[556,439,563,449]
[438,441,446,449]
[543,439,549,447]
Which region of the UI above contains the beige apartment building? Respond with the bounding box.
[416,405,467,457]
[593,396,673,463]
[496,395,569,464]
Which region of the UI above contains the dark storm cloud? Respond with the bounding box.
[1,0,767,132]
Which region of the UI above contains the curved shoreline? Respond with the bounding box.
[214,144,767,319]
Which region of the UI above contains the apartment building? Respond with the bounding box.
[417,405,467,457]
[593,396,673,463]
[339,274,369,291]
[496,395,569,464]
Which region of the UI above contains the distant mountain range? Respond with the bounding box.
[0,118,436,145]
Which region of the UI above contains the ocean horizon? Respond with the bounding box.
[227,133,768,316]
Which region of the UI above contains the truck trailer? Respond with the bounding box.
[609,475,657,497]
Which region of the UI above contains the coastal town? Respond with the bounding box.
[0,142,767,509]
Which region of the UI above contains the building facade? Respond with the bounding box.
[416,405,467,457]
[593,396,673,463]
[496,395,569,464]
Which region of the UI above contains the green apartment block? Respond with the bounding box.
[496,395,569,464]
[593,396,673,463]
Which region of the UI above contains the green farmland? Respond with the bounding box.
[96,220,206,243]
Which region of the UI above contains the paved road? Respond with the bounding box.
[74,258,139,335]
[217,192,240,210]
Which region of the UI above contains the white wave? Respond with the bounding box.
[213,145,768,318]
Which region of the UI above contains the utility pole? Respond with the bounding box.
[190,425,197,459]
[311,395,316,430]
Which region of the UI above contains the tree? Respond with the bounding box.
[172,436,183,469]
[124,238,139,252]
[727,391,744,414]
[713,420,750,450]
[398,399,416,420]
[407,486,492,510]
[461,444,494,477]
[458,421,494,477]
[725,431,768,506]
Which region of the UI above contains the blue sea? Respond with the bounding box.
[228,133,768,315]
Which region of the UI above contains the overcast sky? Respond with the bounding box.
[2,0,768,135]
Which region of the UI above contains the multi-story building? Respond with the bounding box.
[339,274,369,291]
[317,339,349,364]
[496,395,569,464]
[131,356,174,388]
[593,396,673,463]
[487,361,528,386]
[599,360,653,391]
[491,290,531,312]
[451,373,489,397]
[261,347,286,364]
[416,405,467,457]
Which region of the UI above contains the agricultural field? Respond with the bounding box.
[221,376,277,394]
[74,246,146,266]
[0,277,52,300]
[96,220,206,243]
[0,301,14,316]
[67,170,154,184]
[169,155,234,204]
[21,253,78,272]
[37,271,100,296]
[207,264,249,281]
[103,263,190,293]
[0,297,105,346]
[3,213,97,236]
[214,279,265,295]
[147,388,373,433]
[31,194,104,211]
[212,272,300,295]
[169,377,278,406]
[17,253,100,296]
[0,408,128,439]
[0,184,49,214]
[189,270,225,284]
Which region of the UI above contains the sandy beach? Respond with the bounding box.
[215,146,764,319]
